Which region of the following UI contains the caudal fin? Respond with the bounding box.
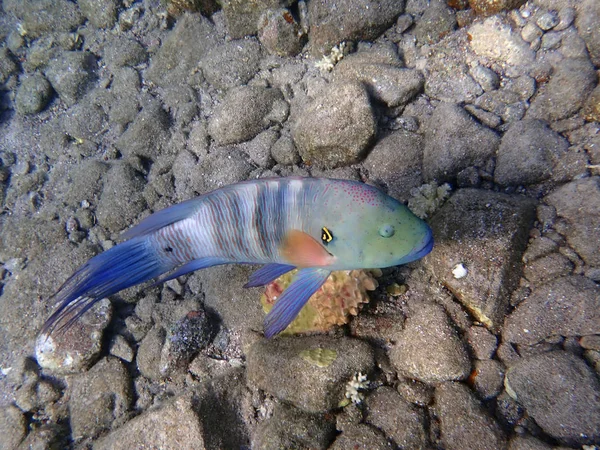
[41,237,173,336]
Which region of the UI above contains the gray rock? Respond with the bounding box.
[15,73,53,115]
[527,58,597,122]
[221,0,293,39]
[35,298,112,375]
[3,0,84,38]
[62,97,108,142]
[471,359,505,399]
[469,65,500,92]
[109,335,134,363]
[522,252,573,285]
[208,86,285,145]
[95,162,147,233]
[69,357,132,441]
[94,393,206,449]
[307,0,404,56]
[467,325,498,360]
[247,336,375,412]
[422,102,500,182]
[292,82,376,168]
[467,0,526,16]
[364,386,427,448]
[545,177,600,266]
[334,53,424,108]
[575,0,600,67]
[521,22,542,44]
[505,351,600,445]
[239,129,278,168]
[257,8,305,57]
[414,1,457,45]
[0,404,26,449]
[464,105,502,129]
[104,37,148,68]
[362,130,423,202]
[469,16,535,68]
[508,435,553,450]
[45,159,109,208]
[200,39,263,90]
[270,132,300,166]
[145,14,217,88]
[503,276,600,345]
[329,424,392,450]
[424,189,536,330]
[389,302,471,384]
[16,424,66,450]
[161,85,199,128]
[0,47,18,85]
[136,325,166,381]
[45,51,97,107]
[252,403,336,450]
[78,0,118,28]
[435,382,507,450]
[115,100,170,159]
[494,119,569,186]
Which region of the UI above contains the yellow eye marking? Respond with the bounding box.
[321,227,333,244]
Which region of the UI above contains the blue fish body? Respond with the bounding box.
[42,177,433,338]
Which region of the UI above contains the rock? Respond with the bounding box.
[271,132,300,165]
[471,359,505,399]
[575,0,600,67]
[78,0,118,28]
[15,73,53,115]
[208,86,285,145]
[247,336,375,412]
[424,189,536,330]
[257,8,305,57]
[94,393,206,450]
[95,161,147,233]
[239,129,278,168]
[62,97,108,143]
[364,386,427,448]
[136,325,166,381]
[35,299,112,375]
[115,99,170,159]
[104,37,148,68]
[522,252,573,285]
[252,403,336,450]
[422,102,500,182]
[307,0,404,56]
[16,424,66,450]
[45,51,97,107]
[3,0,84,38]
[468,0,526,16]
[494,120,569,186]
[435,382,507,450]
[221,0,293,39]
[467,325,498,360]
[69,357,132,441]
[0,404,26,449]
[503,276,600,345]
[362,130,423,202]
[508,434,553,450]
[334,52,424,108]
[468,16,535,67]
[545,177,600,266]
[45,159,109,208]
[470,65,500,92]
[160,309,214,377]
[0,47,18,85]
[527,58,597,122]
[329,424,392,450]
[413,1,457,45]
[109,335,134,363]
[505,351,600,446]
[145,14,217,88]
[582,84,600,123]
[292,82,376,168]
[389,302,471,384]
[200,39,263,90]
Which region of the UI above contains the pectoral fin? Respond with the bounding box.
[244,263,296,288]
[280,230,335,268]
[264,268,331,338]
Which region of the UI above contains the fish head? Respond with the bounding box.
[318,182,433,270]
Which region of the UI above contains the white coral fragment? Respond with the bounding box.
[344,371,369,405]
[408,182,452,219]
[315,42,347,73]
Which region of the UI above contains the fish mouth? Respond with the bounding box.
[395,229,434,266]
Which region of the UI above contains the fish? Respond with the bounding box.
[41,177,433,338]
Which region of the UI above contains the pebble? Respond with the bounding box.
[467,325,498,360]
[469,65,500,92]
[15,73,53,115]
[554,6,575,31]
[536,11,559,31]
[470,359,505,399]
[200,38,263,90]
[521,22,542,43]
[329,424,391,450]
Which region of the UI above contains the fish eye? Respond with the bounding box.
[379,224,395,238]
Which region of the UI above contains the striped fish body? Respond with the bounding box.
[42,177,433,338]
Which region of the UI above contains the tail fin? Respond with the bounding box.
[41,237,173,336]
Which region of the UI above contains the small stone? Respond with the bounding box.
[540,31,562,50]
[522,253,573,285]
[508,434,553,450]
[414,2,457,45]
[435,382,507,450]
[200,39,263,90]
[521,22,542,43]
[554,7,575,32]
[136,326,166,381]
[389,302,471,384]
[471,359,505,399]
[3,0,84,38]
[15,73,54,115]
[469,65,500,92]
[45,51,96,107]
[292,82,376,169]
[104,37,148,68]
[109,334,134,363]
[581,335,600,351]
[329,424,391,450]
[582,84,600,123]
[536,11,559,31]
[0,404,27,449]
[270,132,300,166]
[467,325,498,360]
[115,100,169,159]
[505,351,600,446]
[468,0,526,16]
[247,336,375,412]
[257,9,305,57]
[78,0,118,28]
